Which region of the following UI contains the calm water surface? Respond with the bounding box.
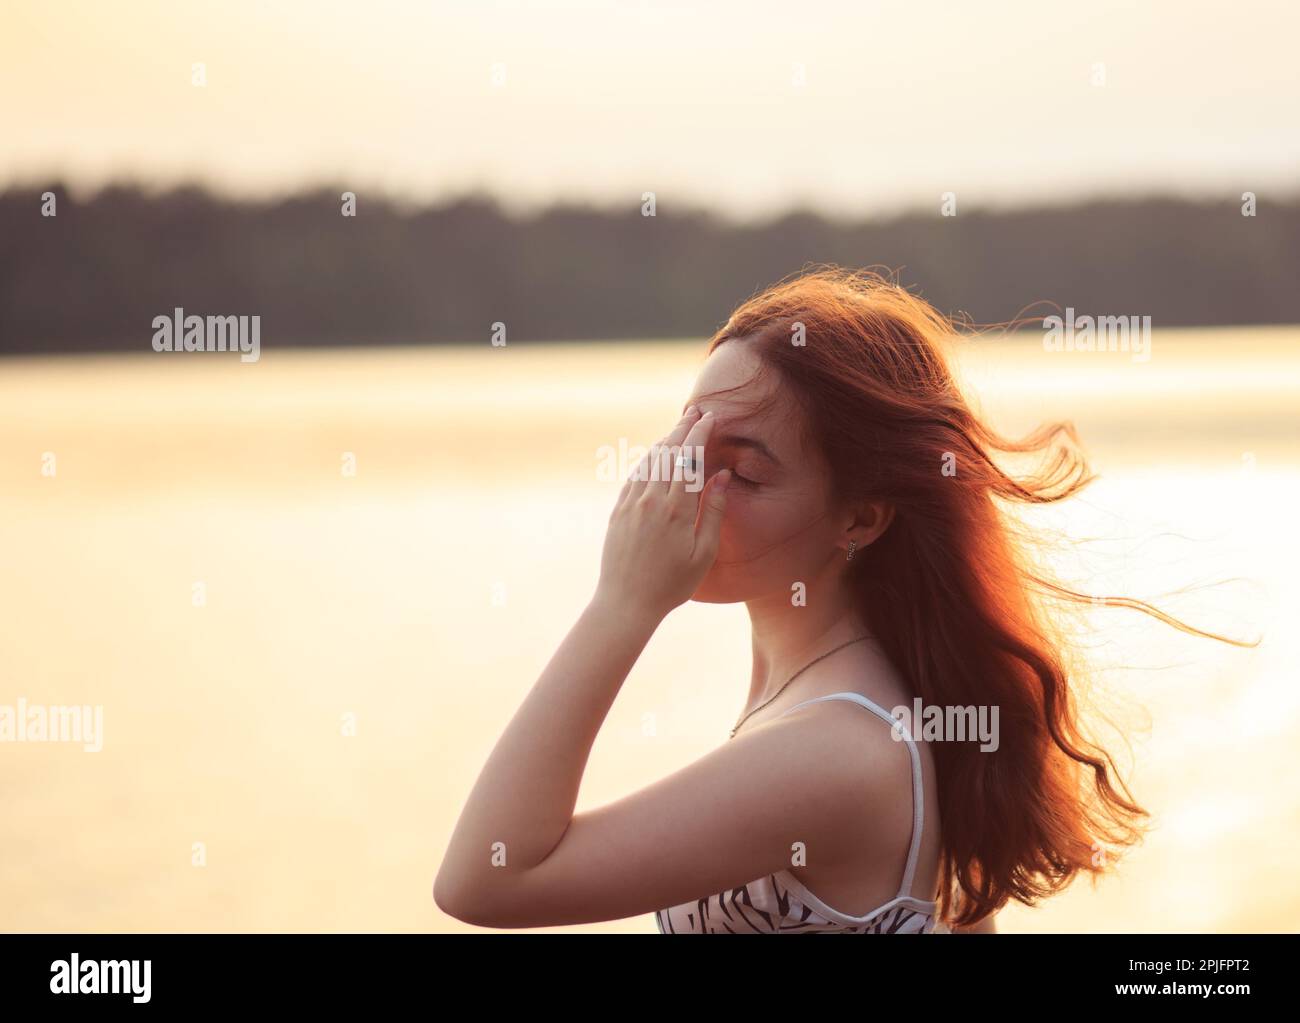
[1,328,1296,932]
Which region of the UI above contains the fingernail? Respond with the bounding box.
[685,404,698,416]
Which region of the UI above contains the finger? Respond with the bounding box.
[693,468,731,561]
[647,407,701,467]
[662,404,702,450]
[622,443,656,505]
[650,440,682,495]
[616,430,668,509]
[625,439,676,504]
[668,409,717,501]
[633,406,701,501]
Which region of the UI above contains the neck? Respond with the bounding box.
[744,569,868,713]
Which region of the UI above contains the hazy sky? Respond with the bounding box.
[3,0,1297,219]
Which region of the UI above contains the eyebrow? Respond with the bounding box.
[680,402,783,468]
[713,432,783,469]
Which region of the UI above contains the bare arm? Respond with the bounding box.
[432,593,658,913]
[434,625,906,928]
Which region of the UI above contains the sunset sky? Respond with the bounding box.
[3,0,1298,219]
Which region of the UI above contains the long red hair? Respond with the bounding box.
[701,266,1252,927]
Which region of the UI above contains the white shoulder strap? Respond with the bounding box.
[780,692,925,901]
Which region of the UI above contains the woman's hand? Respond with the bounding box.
[595,406,731,622]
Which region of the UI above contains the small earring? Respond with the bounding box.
[845,540,857,562]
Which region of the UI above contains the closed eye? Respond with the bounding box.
[730,472,760,487]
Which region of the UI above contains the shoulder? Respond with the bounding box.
[747,696,916,826]
[775,695,914,762]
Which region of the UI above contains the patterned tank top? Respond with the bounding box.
[655,691,943,934]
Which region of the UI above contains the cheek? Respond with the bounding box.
[694,491,827,601]
[714,489,818,563]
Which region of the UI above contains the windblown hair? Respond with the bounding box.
[701,265,1251,927]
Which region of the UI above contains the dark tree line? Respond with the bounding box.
[1,184,1297,354]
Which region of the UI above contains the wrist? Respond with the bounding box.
[588,587,666,633]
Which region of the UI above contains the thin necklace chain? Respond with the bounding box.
[729,634,874,739]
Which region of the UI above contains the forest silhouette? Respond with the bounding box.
[2,185,1296,354]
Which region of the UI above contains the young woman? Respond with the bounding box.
[434,267,1245,933]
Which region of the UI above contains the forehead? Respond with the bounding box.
[684,341,769,415]
[684,342,800,462]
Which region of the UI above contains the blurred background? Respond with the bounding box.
[0,0,1296,933]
